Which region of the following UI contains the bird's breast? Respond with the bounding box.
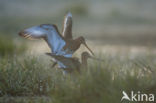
[63,40,80,53]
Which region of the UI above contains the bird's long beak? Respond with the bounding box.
[83,43,94,56]
[89,56,105,62]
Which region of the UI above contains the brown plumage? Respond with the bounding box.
[62,12,72,39]
[46,52,103,73]
[62,12,94,55]
[18,12,94,69]
[18,12,94,55]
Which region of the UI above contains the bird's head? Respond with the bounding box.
[19,24,58,39]
[78,36,94,55]
[81,51,91,59]
[81,51,105,62]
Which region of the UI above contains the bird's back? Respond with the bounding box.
[49,54,81,71]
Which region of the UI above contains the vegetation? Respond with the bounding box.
[0,1,156,102]
[0,52,156,103]
[0,35,26,56]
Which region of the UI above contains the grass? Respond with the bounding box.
[0,35,26,56]
[0,52,156,103]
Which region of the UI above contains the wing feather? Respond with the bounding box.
[62,12,72,39]
[44,24,72,57]
[47,53,80,69]
[19,24,72,57]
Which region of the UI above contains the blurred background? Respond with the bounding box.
[0,1,156,102]
[0,0,156,55]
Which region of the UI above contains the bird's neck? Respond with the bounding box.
[81,56,88,68]
[74,38,82,46]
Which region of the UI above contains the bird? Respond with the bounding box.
[45,51,104,73]
[19,12,94,67]
[61,12,94,55]
[62,12,72,39]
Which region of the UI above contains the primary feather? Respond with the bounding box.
[19,24,72,57]
[62,12,72,39]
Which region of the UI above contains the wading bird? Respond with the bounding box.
[46,52,104,73]
[19,12,94,67]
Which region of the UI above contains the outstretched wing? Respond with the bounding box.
[62,12,72,39]
[43,24,66,55]
[19,25,47,40]
[19,24,72,57]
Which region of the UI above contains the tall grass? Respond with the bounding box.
[0,53,156,103]
[0,35,26,56]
